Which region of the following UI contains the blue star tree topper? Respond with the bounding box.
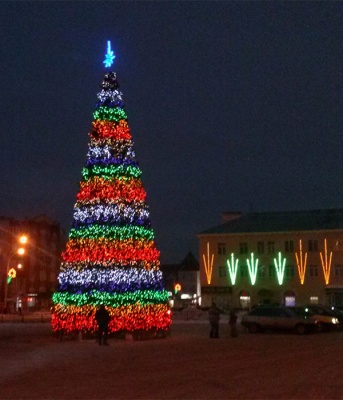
[103,41,115,68]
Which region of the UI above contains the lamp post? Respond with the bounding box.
[3,248,25,312]
[2,235,28,313]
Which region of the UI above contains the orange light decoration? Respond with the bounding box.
[295,239,307,285]
[203,242,214,284]
[51,56,171,336]
[320,238,332,285]
[174,283,181,293]
[8,268,16,279]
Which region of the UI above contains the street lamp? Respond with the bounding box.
[2,235,28,313]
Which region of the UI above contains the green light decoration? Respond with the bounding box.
[53,289,169,307]
[93,106,127,122]
[274,252,286,285]
[82,165,142,180]
[69,225,154,240]
[226,253,239,285]
[247,253,259,285]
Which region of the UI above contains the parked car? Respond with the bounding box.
[289,306,339,332]
[303,305,342,331]
[241,306,317,334]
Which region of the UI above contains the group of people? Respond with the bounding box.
[208,302,238,339]
[95,302,238,345]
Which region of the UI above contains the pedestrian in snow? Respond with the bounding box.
[208,302,221,338]
[95,305,111,346]
[229,309,238,338]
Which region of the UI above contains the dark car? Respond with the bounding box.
[290,306,339,332]
[304,305,343,331]
[241,305,317,334]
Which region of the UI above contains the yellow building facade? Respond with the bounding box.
[198,210,343,310]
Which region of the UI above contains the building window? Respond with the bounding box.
[285,265,295,278]
[285,296,295,307]
[310,296,319,304]
[308,240,318,252]
[240,265,248,278]
[285,240,294,252]
[219,266,227,278]
[335,265,343,277]
[258,266,265,278]
[218,243,226,255]
[257,242,264,254]
[309,265,318,277]
[239,242,248,254]
[268,265,275,278]
[39,270,47,281]
[267,242,275,254]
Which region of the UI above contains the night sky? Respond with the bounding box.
[1,2,343,263]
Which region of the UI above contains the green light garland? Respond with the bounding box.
[82,165,142,180]
[93,106,127,121]
[53,289,169,307]
[69,225,154,240]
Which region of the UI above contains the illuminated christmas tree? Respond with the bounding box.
[51,42,171,337]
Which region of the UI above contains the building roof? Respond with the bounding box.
[160,252,199,273]
[199,209,343,235]
[180,251,199,271]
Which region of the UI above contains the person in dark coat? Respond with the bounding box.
[229,309,238,338]
[95,305,111,346]
[208,302,221,338]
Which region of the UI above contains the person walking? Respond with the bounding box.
[229,309,238,338]
[208,302,220,338]
[95,305,111,346]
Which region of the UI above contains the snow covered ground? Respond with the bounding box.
[0,319,343,399]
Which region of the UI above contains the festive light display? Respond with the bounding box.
[51,47,171,335]
[274,252,286,285]
[247,253,259,285]
[103,40,115,68]
[320,238,332,285]
[295,239,307,285]
[7,268,16,284]
[203,242,214,284]
[226,253,238,285]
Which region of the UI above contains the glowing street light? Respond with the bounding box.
[19,236,27,245]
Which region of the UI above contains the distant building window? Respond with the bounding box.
[257,242,264,254]
[240,265,248,278]
[239,242,248,254]
[335,265,343,277]
[309,265,319,277]
[219,266,227,278]
[258,266,265,278]
[267,242,275,254]
[218,243,226,255]
[308,240,318,252]
[39,270,47,281]
[268,265,275,278]
[285,240,294,252]
[285,296,296,307]
[285,265,295,278]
